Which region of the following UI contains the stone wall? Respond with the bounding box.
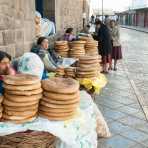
[55,0,84,34]
[0,0,35,57]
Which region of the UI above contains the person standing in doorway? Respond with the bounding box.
[110,20,122,71]
[96,20,112,73]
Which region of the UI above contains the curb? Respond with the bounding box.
[122,61,148,121]
[121,26,148,34]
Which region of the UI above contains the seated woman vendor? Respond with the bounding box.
[0,51,16,94]
[32,37,59,72]
[63,28,76,41]
[31,37,76,73]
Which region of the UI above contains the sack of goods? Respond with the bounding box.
[85,40,99,56]
[0,96,3,119]
[2,74,42,124]
[76,55,102,78]
[69,41,86,58]
[65,67,76,78]
[39,77,80,121]
[55,41,69,57]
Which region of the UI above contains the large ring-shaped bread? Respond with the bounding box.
[4,93,42,103]
[43,91,79,101]
[3,74,40,85]
[42,78,79,94]
[5,88,43,96]
[3,83,41,91]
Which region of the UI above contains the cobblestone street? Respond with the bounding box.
[97,28,148,148]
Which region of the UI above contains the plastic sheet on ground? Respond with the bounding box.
[0,91,110,148]
[78,74,107,94]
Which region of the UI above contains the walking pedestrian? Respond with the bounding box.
[96,20,112,73]
[110,20,122,71]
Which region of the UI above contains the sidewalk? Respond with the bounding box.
[96,62,148,148]
[121,25,148,33]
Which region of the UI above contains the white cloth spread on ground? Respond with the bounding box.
[0,91,110,148]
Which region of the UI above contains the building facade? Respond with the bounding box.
[0,0,90,57]
[36,0,90,34]
[118,0,148,28]
[0,0,35,57]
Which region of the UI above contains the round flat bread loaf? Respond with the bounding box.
[0,95,3,103]
[2,114,37,124]
[5,88,43,96]
[70,41,86,44]
[39,108,75,117]
[0,106,3,112]
[0,112,2,119]
[4,104,39,112]
[79,55,99,60]
[79,63,100,68]
[3,82,41,91]
[4,109,38,117]
[42,78,79,94]
[3,74,40,85]
[39,111,75,121]
[2,112,37,120]
[43,91,79,100]
[76,67,98,72]
[42,96,79,105]
[79,59,99,64]
[3,98,39,107]
[77,71,98,75]
[76,74,97,78]
[39,105,75,113]
[40,100,78,109]
[55,41,68,45]
[4,93,42,103]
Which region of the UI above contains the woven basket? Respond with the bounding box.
[0,131,56,148]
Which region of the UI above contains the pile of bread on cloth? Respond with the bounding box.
[0,74,80,123]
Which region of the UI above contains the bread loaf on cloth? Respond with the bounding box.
[39,77,80,121]
[2,74,42,124]
[76,55,101,79]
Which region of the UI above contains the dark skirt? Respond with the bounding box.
[112,46,122,60]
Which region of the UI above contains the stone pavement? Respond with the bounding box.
[96,63,148,148]
[122,25,148,33]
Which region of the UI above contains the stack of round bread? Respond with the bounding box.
[55,41,69,57]
[56,67,65,77]
[76,55,102,78]
[85,40,98,55]
[39,77,80,121]
[2,74,42,124]
[0,96,3,119]
[65,67,76,78]
[69,41,86,58]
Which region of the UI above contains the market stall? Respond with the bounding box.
[0,91,110,148]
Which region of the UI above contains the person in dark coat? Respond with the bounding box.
[96,20,112,73]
